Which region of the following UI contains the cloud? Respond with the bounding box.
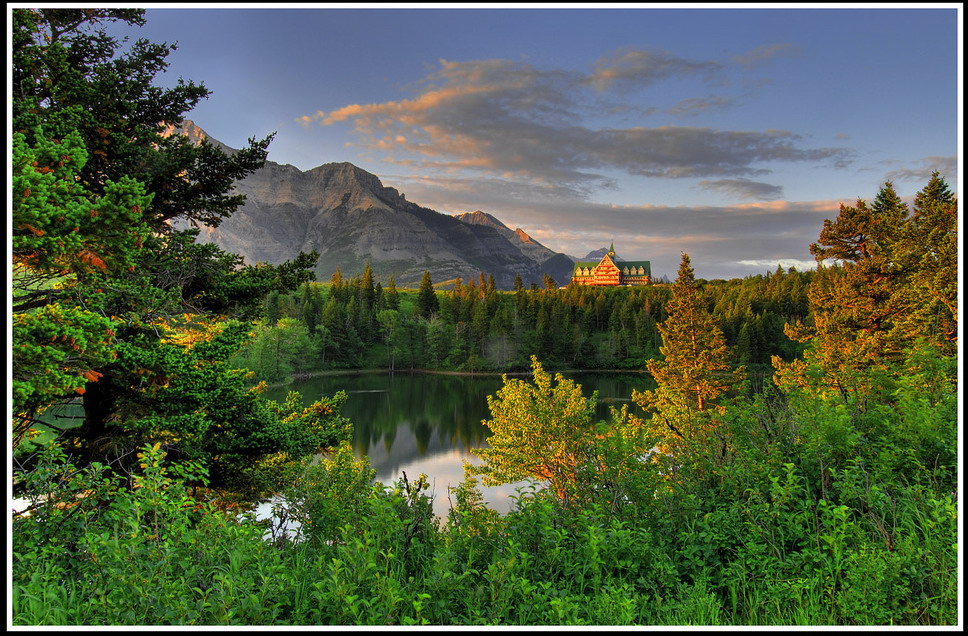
[667,96,735,117]
[586,48,723,92]
[298,51,852,198]
[732,43,801,68]
[884,156,958,184]
[587,126,849,179]
[296,110,326,127]
[696,178,784,201]
[739,258,817,271]
[387,170,839,279]
[288,44,875,279]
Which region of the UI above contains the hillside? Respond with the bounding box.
[171,122,575,288]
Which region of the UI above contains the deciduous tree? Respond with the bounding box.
[472,356,649,508]
[472,356,597,503]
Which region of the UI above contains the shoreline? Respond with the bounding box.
[266,366,651,388]
[263,362,773,390]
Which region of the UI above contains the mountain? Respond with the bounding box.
[453,211,555,264]
[581,246,624,262]
[171,122,575,289]
[452,211,576,285]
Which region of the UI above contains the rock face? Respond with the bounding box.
[453,211,558,265]
[174,122,575,289]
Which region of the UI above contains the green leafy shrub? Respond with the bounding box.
[13,443,289,625]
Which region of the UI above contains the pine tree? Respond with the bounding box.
[896,172,958,354]
[265,291,282,325]
[358,263,377,340]
[11,9,323,482]
[384,275,400,310]
[775,176,957,406]
[632,254,743,449]
[805,181,909,363]
[415,271,439,319]
[329,268,345,303]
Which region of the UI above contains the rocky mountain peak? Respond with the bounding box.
[583,246,625,261]
[303,161,407,211]
[169,121,575,288]
[160,119,236,154]
[453,210,510,230]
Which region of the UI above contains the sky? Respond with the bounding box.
[93,3,960,280]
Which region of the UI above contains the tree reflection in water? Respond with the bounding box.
[265,370,651,517]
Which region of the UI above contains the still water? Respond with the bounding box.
[263,370,653,518]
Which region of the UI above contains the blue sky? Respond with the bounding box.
[99,3,960,280]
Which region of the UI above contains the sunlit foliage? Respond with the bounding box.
[775,174,958,408]
[472,356,652,510]
[631,253,745,459]
[9,6,957,627]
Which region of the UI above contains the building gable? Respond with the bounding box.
[571,247,651,287]
[597,253,619,273]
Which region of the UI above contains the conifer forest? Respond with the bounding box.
[10,9,959,627]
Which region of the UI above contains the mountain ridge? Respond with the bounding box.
[452,210,567,268]
[171,121,576,289]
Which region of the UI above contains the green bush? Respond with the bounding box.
[12,342,958,626]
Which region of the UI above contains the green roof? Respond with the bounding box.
[622,262,651,272]
[574,257,651,274]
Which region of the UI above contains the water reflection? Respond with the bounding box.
[266,370,653,518]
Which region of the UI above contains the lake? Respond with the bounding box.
[262,370,654,519]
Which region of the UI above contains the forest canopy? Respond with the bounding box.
[9,7,959,628]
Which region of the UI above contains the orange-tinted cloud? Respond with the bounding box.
[295,51,851,212]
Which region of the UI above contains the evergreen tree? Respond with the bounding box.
[320,295,349,364]
[12,9,322,483]
[426,320,454,367]
[775,175,958,407]
[384,275,400,310]
[13,9,274,231]
[329,268,345,303]
[736,321,755,366]
[358,263,377,341]
[265,290,282,325]
[415,271,439,319]
[470,300,491,358]
[486,274,497,297]
[374,281,384,311]
[804,181,910,364]
[896,172,958,354]
[632,254,743,451]
[376,309,400,371]
[300,283,323,335]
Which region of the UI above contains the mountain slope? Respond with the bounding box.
[174,122,574,289]
[453,210,564,266]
